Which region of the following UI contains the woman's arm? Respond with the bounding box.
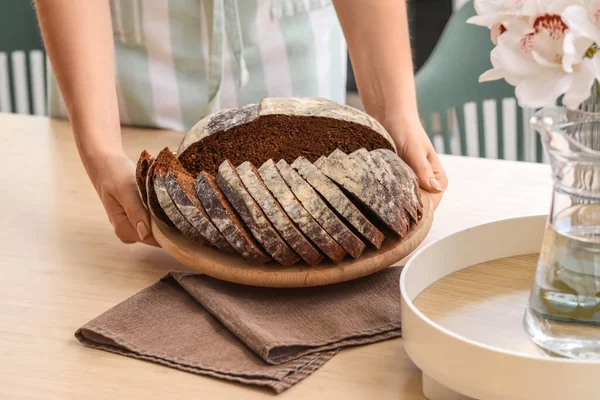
[333,0,448,207]
[36,0,157,245]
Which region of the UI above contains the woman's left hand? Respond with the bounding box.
[387,120,448,209]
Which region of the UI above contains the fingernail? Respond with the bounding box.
[136,221,149,241]
[429,178,442,192]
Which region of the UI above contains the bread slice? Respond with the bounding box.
[148,148,232,251]
[276,159,366,259]
[136,150,154,208]
[291,156,384,249]
[195,171,270,264]
[349,149,411,229]
[216,160,299,266]
[162,170,233,252]
[315,150,408,237]
[371,149,423,218]
[360,149,420,223]
[258,159,347,263]
[176,98,396,176]
[154,173,207,244]
[145,148,176,227]
[237,161,324,266]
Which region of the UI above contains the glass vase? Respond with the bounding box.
[524,96,600,359]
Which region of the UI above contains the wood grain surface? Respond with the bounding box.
[0,113,552,399]
[414,253,544,356]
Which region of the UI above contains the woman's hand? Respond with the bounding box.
[36,1,158,245]
[387,120,448,208]
[90,152,159,246]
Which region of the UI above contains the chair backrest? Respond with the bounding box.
[415,0,544,163]
[0,0,46,116]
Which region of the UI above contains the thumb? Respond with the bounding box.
[122,187,153,242]
[402,149,443,193]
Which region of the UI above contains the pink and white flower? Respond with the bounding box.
[480,13,595,108]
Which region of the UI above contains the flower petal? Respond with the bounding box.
[547,0,584,14]
[562,5,600,44]
[563,58,596,108]
[515,73,572,108]
[562,31,577,72]
[592,52,600,82]
[521,0,544,15]
[496,31,547,77]
[474,0,517,15]
[532,50,561,68]
[479,68,505,82]
[562,32,593,72]
[467,13,513,27]
[490,24,505,45]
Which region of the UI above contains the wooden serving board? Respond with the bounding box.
[152,190,433,287]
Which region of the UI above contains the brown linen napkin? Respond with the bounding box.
[75,267,402,393]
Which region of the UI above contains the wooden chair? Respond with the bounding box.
[0,0,46,116]
[415,0,544,162]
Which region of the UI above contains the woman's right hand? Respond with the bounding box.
[36,0,158,245]
[90,152,160,247]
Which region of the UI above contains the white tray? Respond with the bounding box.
[400,215,600,400]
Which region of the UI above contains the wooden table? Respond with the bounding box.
[0,114,552,399]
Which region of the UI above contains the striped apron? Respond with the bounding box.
[48,0,348,132]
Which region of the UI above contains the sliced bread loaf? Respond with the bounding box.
[217,160,299,266]
[236,161,324,266]
[176,98,396,176]
[195,171,271,264]
[371,149,423,218]
[349,149,411,229]
[291,156,384,249]
[162,169,233,252]
[154,173,207,244]
[315,150,408,237]
[145,148,176,227]
[148,148,232,251]
[258,159,347,263]
[136,150,154,208]
[276,159,366,259]
[362,149,420,223]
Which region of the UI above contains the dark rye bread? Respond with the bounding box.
[136,150,154,208]
[359,149,420,223]
[176,98,395,176]
[315,150,408,237]
[216,160,299,266]
[276,159,366,259]
[350,149,412,228]
[163,170,233,252]
[178,115,393,176]
[291,156,385,249]
[154,174,207,244]
[372,149,423,217]
[237,161,324,266]
[195,171,270,264]
[150,148,232,251]
[259,159,347,263]
[145,148,175,227]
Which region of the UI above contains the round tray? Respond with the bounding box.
[152,191,433,288]
[400,215,600,400]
